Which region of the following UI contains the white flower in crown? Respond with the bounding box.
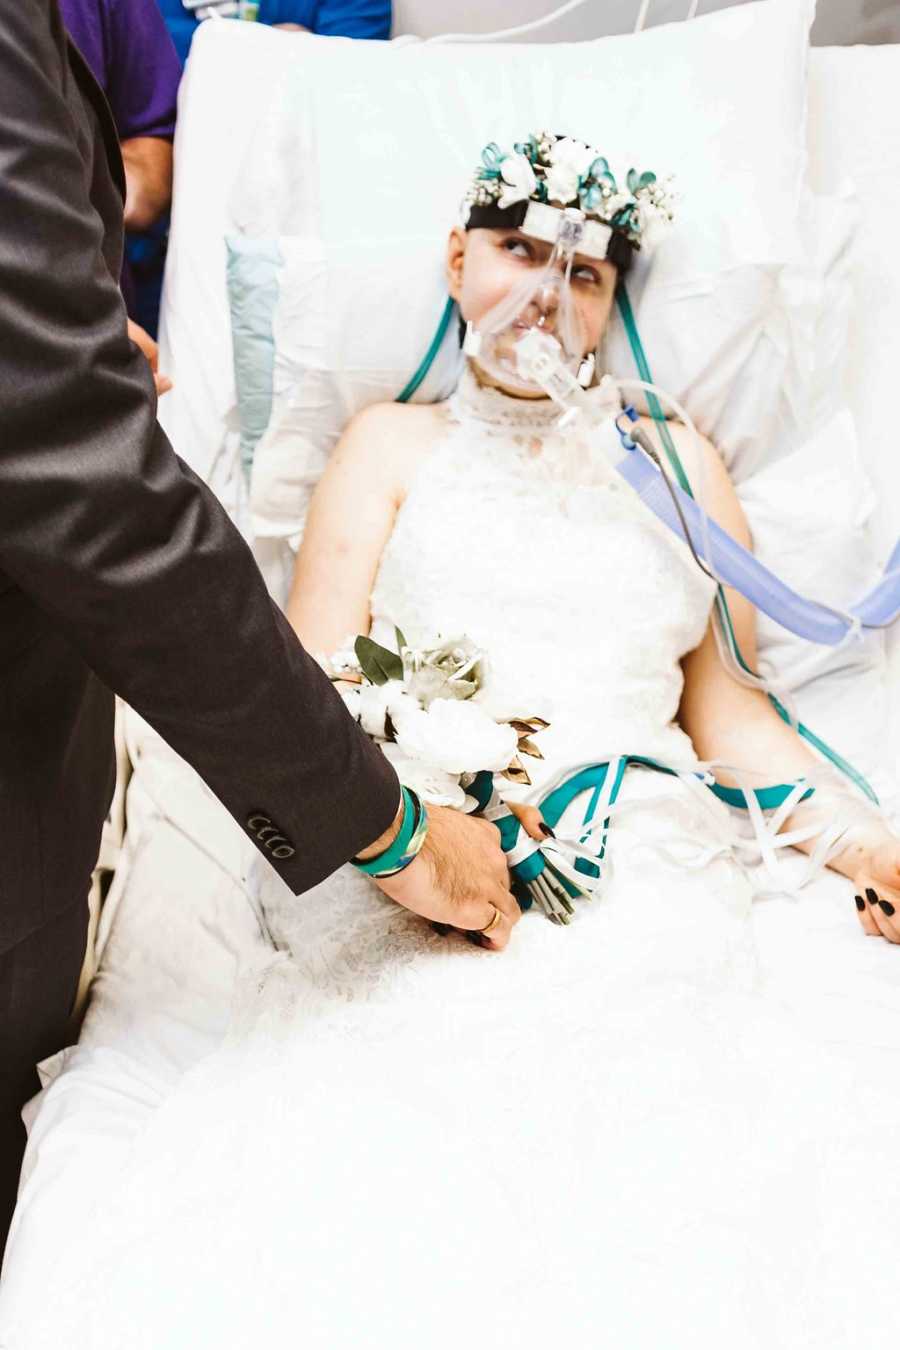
[545,136,596,205]
[498,151,537,210]
[393,697,518,776]
[639,210,670,251]
[604,190,633,218]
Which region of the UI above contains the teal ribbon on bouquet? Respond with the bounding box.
[471,758,817,925]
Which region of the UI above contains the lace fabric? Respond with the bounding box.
[371,365,715,786]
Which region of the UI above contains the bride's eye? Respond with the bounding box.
[502,237,535,261]
[573,265,602,285]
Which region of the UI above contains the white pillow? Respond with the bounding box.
[737,406,890,789]
[234,0,816,536]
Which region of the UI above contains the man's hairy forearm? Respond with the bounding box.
[121,136,173,231]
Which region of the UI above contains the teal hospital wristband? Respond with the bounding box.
[352,786,428,878]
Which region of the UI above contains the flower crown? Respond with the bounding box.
[462,131,675,254]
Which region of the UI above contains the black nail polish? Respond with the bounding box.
[855,895,866,912]
[880,899,896,918]
[866,887,879,906]
[539,823,556,839]
[430,921,452,937]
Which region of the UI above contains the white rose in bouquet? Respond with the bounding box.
[322,629,549,796]
[338,685,363,721]
[394,698,518,776]
[379,743,470,810]
[404,636,488,707]
[473,681,552,726]
[357,680,418,740]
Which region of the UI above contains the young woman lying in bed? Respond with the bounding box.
[288,129,900,942]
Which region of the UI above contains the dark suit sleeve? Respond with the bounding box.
[0,0,400,894]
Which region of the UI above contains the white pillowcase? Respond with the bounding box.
[736,406,889,787]
[234,0,816,537]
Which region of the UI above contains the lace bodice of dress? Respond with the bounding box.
[370,367,716,784]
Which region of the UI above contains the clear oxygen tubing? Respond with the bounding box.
[419,0,617,46]
[414,0,702,45]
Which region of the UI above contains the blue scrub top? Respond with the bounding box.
[158,0,392,65]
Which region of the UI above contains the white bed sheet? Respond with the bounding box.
[4,36,900,1345]
[2,716,900,1344]
[0,717,271,1327]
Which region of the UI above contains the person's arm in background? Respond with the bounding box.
[105,0,181,230]
[263,0,391,38]
[120,137,173,231]
[313,0,391,37]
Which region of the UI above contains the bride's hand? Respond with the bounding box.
[852,840,900,943]
[507,801,552,843]
[374,805,521,950]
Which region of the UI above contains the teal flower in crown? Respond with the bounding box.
[463,131,676,248]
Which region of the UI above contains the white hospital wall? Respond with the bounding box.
[392,0,900,45]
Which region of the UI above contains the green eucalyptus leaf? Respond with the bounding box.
[354,635,404,686]
[394,625,408,654]
[626,167,639,194]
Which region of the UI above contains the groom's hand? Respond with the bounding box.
[373,806,520,950]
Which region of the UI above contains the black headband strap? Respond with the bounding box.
[464,201,636,273]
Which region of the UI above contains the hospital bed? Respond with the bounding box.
[2,0,900,1339]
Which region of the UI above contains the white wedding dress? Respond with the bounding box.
[15,372,900,1350]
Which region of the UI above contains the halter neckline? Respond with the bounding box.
[449,364,622,434]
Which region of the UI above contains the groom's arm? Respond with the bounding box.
[0,0,399,893]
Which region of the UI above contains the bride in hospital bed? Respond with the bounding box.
[4,5,900,1347]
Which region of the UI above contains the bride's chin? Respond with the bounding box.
[468,358,550,402]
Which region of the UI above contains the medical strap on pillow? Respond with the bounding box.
[352,786,428,878]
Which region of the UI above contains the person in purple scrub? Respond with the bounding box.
[59,0,182,372]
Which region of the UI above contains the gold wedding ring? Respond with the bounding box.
[479,905,502,935]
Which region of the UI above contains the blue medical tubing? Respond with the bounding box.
[616,281,884,805]
[615,447,900,644]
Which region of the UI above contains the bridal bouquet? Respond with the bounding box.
[322,632,609,926]
[320,630,549,812]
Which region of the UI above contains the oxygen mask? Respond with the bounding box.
[462,206,599,398]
